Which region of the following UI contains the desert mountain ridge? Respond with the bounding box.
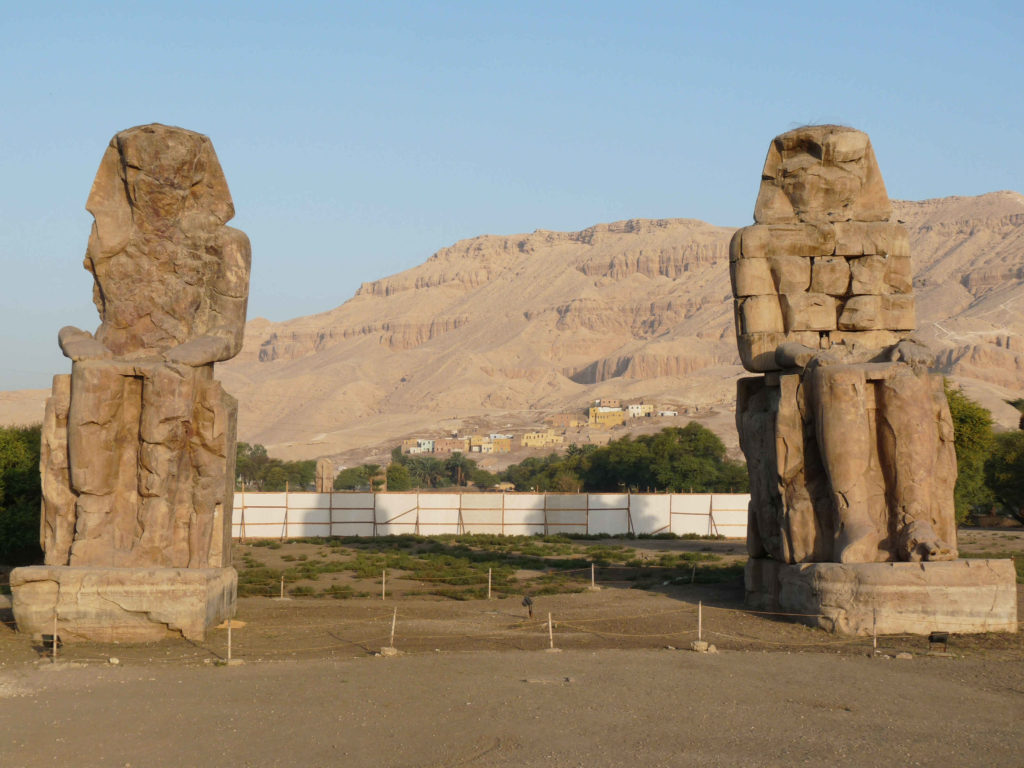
[3,191,1023,466]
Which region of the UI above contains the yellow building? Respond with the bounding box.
[588,407,626,428]
[520,429,564,448]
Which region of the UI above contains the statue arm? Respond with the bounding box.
[57,326,112,361]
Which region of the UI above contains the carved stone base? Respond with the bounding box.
[10,566,237,642]
[745,558,1018,635]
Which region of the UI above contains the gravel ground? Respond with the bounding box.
[1,648,1021,768]
[0,529,1020,767]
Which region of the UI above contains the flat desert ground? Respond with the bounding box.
[1,530,1022,767]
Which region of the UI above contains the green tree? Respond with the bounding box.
[444,452,475,486]
[469,465,500,490]
[386,462,414,491]
[236,442,270,490]
[262,465,290,491]
[985,431,1024,524]
[0,425,43,565]
[945,384,995,523]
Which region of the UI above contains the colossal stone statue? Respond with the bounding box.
[734,126,1016,634]
[732,125,956,566]
[12,124,249,641]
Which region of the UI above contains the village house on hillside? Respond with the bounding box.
[398,399,678,456]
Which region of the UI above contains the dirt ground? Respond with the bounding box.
[1,530,1022,767]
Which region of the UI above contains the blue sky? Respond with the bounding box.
[1,1,1021,389]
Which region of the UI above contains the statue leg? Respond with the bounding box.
[66,362,133,566]
[809,365,881,563]
[877,365,956,561]
[134,364,198,567]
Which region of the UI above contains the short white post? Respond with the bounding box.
[548,613,554,649]
[389,607,397,648]
[280,575,285,599]
[591,563,596,589]
[872,607,877,654]
[698,601,703,642]
[382,569,386,601]
[487,568,492,600]
[52,614,58,663]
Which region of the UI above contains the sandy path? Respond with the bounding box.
[1,648,1021,768]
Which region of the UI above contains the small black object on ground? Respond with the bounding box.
[928,631,950,654]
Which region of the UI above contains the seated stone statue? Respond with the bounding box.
[732,125,957,565]
[41,124,251,570]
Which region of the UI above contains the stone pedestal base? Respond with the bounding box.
[745,559,1017,635]
[9,566,237,643]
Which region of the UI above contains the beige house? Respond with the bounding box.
[547,412,583,428]
[626,403,655,418]
[520,429,564,448]
[434,437,469,454]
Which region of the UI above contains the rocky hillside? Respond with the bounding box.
[4,192,1022,463]
[215,191,1024,460]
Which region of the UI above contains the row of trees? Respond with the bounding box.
[333,425,746,494]
[235,442,316,491]
[334,450,500,491]
[501,424,748,493]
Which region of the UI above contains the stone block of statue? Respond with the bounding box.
[731,125,957,566]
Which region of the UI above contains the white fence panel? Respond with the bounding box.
[459,506,503,526]
[504,493,545,511]
[287,521,331,537]
[587,508,629,535]
[240,506,287,524]
[672,494,712,516]
[416,507,457,525]
[670,493,712,535]
[332,492,375,509]
[284,507,331,525]
[241,492,287,509]
[376,494,417,524]
[233,492,749,539]
[502,506,546,526]
[331,522,375,537]
[588,493,629,510]
[630,495,671,534]
[711,494,750,536]
[546,507,587,526]
[460,494,503,510]
[287,492,332,509]
[545,494,587,510]
[419,493,461,509]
